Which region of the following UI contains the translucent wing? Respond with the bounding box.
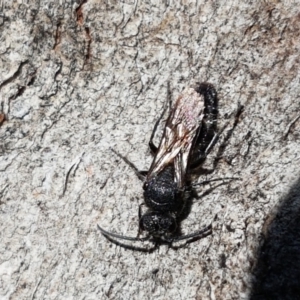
[147,86,205,189]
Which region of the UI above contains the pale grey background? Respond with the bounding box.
[1,1,300,299]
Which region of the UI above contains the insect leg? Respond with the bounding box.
[110,148,146,181]
[190,133,219,169]
[138,203,145,219]
[204,133,218,154]
[149,115,161,154]
[193,176,240,188]
[172,223,212,242]
[137,203,146,237]
[212,103,244,167]
[149,83,172,154]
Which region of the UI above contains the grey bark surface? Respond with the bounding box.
[1,1,300,299]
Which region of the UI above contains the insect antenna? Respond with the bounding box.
[99,229,159,252]
[171,224,212,242]
[97,224,150,242]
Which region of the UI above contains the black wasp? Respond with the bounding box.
[98,83,218,249]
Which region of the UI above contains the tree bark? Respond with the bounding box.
[1,1,300,299]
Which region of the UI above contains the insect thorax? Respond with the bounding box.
[143,166,184,213]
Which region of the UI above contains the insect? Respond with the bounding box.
[98,83,218,249]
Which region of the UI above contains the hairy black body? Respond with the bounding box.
[98,83,218,248]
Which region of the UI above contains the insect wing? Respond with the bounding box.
[148,86,205,188]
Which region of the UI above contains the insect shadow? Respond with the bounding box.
[98,83,220,251]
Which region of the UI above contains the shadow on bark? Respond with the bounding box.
[250,178,300,300]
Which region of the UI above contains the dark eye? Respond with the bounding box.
[139,214,156,232]
[160,216,177,233]
[168,219,177,233]
[143,182,148,190]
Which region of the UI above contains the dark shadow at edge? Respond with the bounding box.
[250,177,300,300]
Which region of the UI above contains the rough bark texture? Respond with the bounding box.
[1,1,300,299]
